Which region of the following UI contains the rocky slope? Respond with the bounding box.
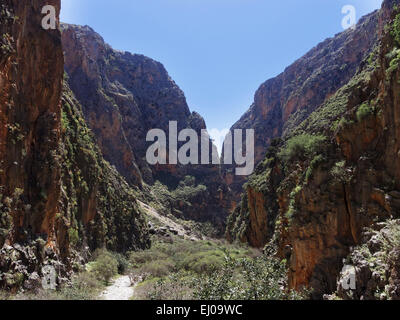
[227,0,400,298]
[0,0,149,291]
[333,219,400,300]
[61,24,232,226]
[223,10,379,202]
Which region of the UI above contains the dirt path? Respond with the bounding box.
[100,275,134,300]
[99,202,205,300]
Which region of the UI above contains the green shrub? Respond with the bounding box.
[181,251,225,274]
[356,102,374,122]
[127,238,300,300]
[91,249,118,284]
[285,185,302,221]
[305,154,326,183]
[112,253,130,274]
[140,272,193,300]
[391,13,400,46]
[330,161,352,183]
[190,255,307,300]
[278,134,327,163]
[128,239,256,278]
[137,259,175,277]
[61,272,103,300]
[68,228,79,247]
[129,248,169,268]
[331,117,354,132]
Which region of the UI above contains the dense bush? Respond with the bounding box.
[356,102,374,122]
[127,238,306,300]
[91,249,119,284]
[140,253,307,300]
[391,12,400,46]
[128,239,255,277]
[190,255,306,300]
[305,154,326,183]
[278,134,327,163]
[149,177,208,216]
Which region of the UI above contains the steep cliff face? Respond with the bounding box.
[223,11,379,201]
[0,0,63,248]
[227,0,400,298]
[61,24,231,226]
[60,80,150,254]
[0,0,149,291]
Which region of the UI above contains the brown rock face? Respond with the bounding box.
[0,0,63,246]
[0,1,149,290]
[61,24,231,226]
[227,0,400,298]
[223,11,379,202]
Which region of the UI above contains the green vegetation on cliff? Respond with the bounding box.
[60,79,150,253]
[226,1,400,298]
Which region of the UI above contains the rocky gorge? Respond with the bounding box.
[1,0,400,301]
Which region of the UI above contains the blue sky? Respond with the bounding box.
[61,0,383,138]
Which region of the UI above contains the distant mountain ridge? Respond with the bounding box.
[61,23,232,227]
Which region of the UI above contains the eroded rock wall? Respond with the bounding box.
[227,0,400,298]
[223,10,379,202]
[0,0,149,291]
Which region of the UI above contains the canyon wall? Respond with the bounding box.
[0,0,63,247]
[0,0,149,291]
[227,0,400,298]
[223,10,379,202]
